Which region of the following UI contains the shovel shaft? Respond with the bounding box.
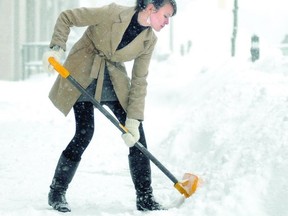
[68,74,179,184]
[48,57,179,185]
[67,75,125,132]
[134,142,179,184]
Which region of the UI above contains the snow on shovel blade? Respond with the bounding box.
[174,173,199,198]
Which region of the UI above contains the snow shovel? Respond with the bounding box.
[48,57,199,199]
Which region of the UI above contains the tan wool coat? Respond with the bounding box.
[48,3,157,120]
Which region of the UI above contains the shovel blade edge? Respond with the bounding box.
[174,173,199,198]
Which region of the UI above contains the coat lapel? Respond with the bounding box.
[111,7,136,53]
[112,29,152,61]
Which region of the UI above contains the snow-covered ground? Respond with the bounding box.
[1,49,288,216]
[1,0,288,215]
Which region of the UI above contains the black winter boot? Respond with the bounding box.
[128,153,164,211]
[48,152,80,212]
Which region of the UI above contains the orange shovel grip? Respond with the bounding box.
[48,57,70,78]
[119,123,129,133]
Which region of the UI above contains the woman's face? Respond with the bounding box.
[150,3,174,32]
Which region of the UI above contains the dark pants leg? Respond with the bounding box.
[49,102,95,212]
[103,101,162,211]
[63,101,95,161]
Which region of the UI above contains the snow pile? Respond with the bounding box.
[146,52,288,216]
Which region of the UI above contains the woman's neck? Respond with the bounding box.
[137,10,151,27]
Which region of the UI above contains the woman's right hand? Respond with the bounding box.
[121,118,140,147]
[42,46,64,73]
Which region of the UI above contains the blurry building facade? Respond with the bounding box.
[0,0,79,81]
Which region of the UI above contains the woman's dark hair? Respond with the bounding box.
[136,0,177,16]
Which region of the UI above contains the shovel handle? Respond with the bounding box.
[48,57,70,78]
[48,58,196,197]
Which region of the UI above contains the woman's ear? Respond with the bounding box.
[145,3,156,14]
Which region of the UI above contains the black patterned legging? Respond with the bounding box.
[62,101,148,162]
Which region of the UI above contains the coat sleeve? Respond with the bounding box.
[126,36,158,121]
[49,5,114,51]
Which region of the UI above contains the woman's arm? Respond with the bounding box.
[49,5,113,51]
[127,36,157,120]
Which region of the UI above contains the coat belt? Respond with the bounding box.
[90,48,114,102]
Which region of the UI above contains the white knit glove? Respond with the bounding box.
[121,118,140,147]
[42,46,64,73]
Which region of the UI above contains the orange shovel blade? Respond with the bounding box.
[174,173,199,198]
